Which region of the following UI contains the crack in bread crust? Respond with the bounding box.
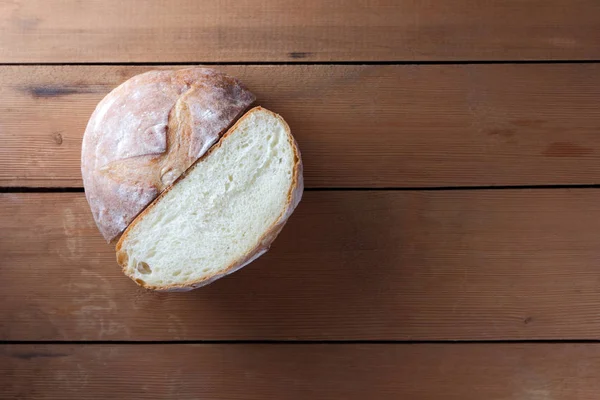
[159,84,198,190]
[98,84,200,191]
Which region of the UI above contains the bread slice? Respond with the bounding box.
[116,107,303,291]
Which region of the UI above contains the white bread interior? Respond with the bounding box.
[116,107,303,291]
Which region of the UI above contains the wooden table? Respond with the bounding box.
[1,1,600,398]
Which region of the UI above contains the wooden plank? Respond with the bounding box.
[2,343,600,399]
[3,190,600,340]
[2,64,600,188]
[1,0,599,62]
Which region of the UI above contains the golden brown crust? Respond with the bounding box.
[82,68,255,242]
[115,107,303,291]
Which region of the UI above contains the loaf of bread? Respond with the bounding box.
[81,68,255,242]
[81,68,303,290]
[116,107,303,291]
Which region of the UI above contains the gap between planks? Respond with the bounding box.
[2,60,600,66]
[5,339,600,345]
[4,184,600,193]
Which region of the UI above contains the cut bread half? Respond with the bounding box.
[116,107,303,291]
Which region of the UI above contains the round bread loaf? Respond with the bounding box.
[81,68,255,242]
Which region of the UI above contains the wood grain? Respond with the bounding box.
[2,64,600,188]
[3,190,600,340]
[3,343,600,399]
[1,0,599,62]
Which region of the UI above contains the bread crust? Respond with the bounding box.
[81,68,255,242]
[115,107,303,291]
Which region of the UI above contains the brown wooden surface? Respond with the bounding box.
[1,0,599,62]
[3,0,600,397]
[3,190,600,340]
[3,343,600,399]
[2,64,600,188]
